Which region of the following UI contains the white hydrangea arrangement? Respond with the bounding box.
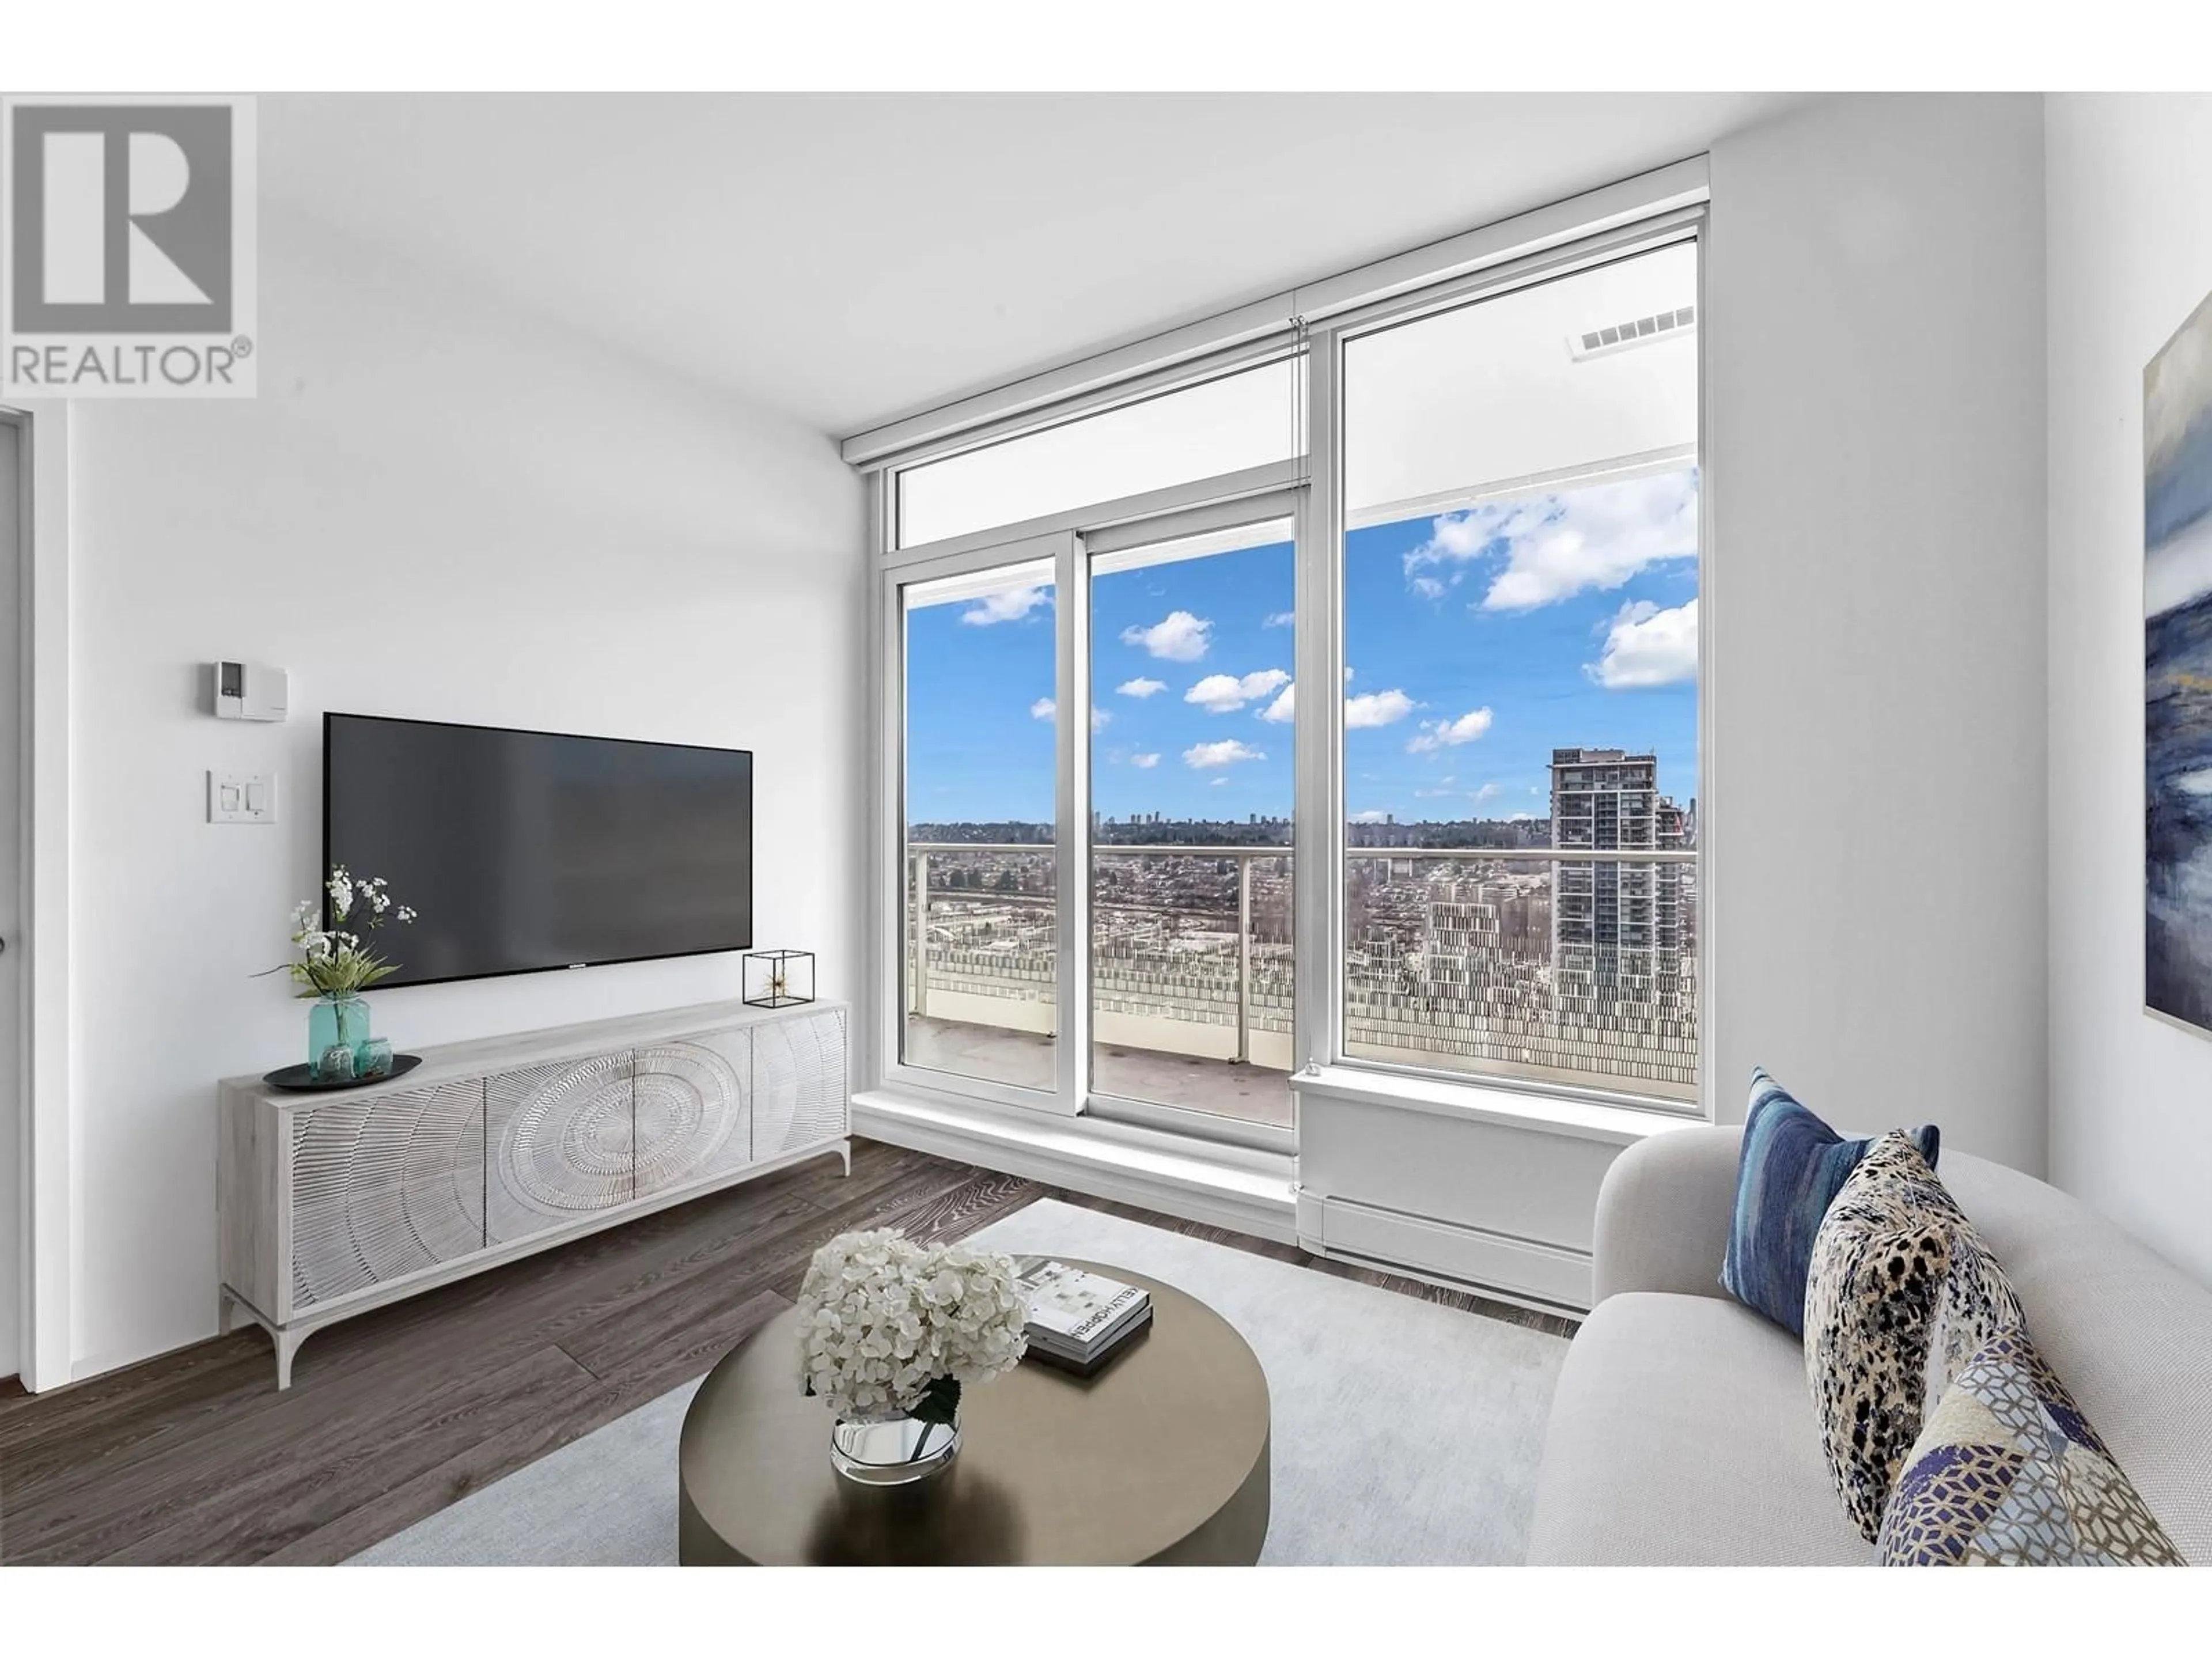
[797,1228,1029,1427]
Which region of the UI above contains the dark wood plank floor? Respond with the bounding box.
[0,1139,1571,1566]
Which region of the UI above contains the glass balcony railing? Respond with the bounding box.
[901,841,1699,1116]
[1344,846,1699,1105]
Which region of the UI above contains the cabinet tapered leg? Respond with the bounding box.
[274,1327,305,1391]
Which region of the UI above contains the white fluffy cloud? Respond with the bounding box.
[1121,609,1213,661]
[1116,677,1166,699]
[1256,681,1411,729]
[1403,471,1698,612]
[962,585,1052,626]
[1183,738,1266,770]
[1407,707,1494,753]
[1344,688,1416,729]
[1184,667,1290,713]
[1263,610,1296,628]
[1589,599,1698,689]
[1350,809,1390,824]
[1031,695,1110,730]
[1130,752,1160,769]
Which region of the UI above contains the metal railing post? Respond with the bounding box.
[1236,853,1253,1066]
[911,849,929,1020]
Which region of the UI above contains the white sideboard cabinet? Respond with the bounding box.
[218,998,850,1388]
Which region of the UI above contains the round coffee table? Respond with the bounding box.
[678,1259,1270,1565]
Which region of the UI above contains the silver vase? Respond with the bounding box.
[829,1408,961,1487]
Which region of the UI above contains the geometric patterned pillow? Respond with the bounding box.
[1804,1131,2028,1541]
[1877,1328,2186,1565]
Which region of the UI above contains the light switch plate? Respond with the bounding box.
[209,770,277,825]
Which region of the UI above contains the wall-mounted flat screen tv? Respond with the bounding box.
[323,713,753,988]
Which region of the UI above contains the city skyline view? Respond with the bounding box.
[903,467,1701,831]
[903,467,1705,1115]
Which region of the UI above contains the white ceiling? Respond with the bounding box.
[260,92,1810,439]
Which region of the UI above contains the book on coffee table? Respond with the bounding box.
[1016,1258,1153,1376]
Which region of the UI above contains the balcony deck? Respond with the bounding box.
[903,1016,1294,1129]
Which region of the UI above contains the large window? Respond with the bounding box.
[1338,242,1700,1103]
[880,218,1705,1136]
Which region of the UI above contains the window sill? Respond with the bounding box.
[851,1085,1297,1242]
[1291,1063,1706,1148]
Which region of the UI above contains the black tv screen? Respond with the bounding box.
[323,714,753,988]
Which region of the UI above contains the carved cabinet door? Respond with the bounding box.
[752,1007,848,1160]
[289,1078,486,1313]
[486,1052,634,1247]
[632,1028,752,1200]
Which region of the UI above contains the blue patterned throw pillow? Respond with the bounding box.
[1718,1070,1940,1335]
[1878,1328,2184,1565]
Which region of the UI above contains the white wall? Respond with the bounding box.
[1,416,21,1382]
[2046,94,2212,1283]
[64,206,864,1378]
[1705,94,2050,1169]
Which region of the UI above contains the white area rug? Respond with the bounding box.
[350,1200,1570,1566]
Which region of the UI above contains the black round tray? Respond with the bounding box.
[262,1053,423,1092]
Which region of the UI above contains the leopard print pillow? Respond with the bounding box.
[1803,1131,2027,1541]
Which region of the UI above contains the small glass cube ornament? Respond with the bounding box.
[743,949,815,1009]
[317,1043,357,1082]
[357,1037,394,1079]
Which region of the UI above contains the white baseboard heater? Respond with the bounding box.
[1294,1188,1593,1317]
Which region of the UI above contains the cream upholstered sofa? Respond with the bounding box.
[1526,1125,2212,1565]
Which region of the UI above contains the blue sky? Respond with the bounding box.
[904,469,1699,826]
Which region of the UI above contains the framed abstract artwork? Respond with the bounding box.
[2145,287,2212,1032]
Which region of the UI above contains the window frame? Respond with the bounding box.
[878,526,1078,1118]
[1305,220,1710,1120]
[868,201,1714,1137]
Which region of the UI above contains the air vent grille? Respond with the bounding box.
[1568,305,1696,362]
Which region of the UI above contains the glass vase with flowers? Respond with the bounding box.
[259,865,418,1077]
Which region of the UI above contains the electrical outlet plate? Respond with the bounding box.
[209,770,277,825]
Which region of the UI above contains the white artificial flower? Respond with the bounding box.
[327,868,354,922]
[794,1228,1027,1422]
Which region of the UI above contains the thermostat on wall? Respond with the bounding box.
[214,661,288,722]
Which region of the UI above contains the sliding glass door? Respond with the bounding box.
[894,537,1065,1104]
[1085,509,1297,1137]
[884,494,1305,1147]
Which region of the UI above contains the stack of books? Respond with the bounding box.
[1015,1258,1153,1376]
